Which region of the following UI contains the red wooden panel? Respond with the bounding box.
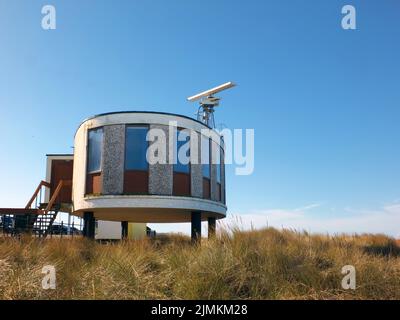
[203,178,210,199]
[173,172,191,196]
[124,170,149,194]
[50,160,73,203]
[86,172,102,195]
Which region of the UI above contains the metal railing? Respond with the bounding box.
[1,179,76,238]
[0,214,83,238]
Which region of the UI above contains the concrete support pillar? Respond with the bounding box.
[83,212,95,239]
[191,211,202,243]
[121,221,128,239]
[208,217,216,239]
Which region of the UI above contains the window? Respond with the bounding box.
[173,129,191,196]
[174,129,190,173]
[87,128,103,173]
[202,136,211,178]
[125,126,149,171]
[86,128,103,195]
[220,137,225,203]
[216,144,221,184]
[215,143,223,202]
[202,136,211,199]
[124,126,149,194]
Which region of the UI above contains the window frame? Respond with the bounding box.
[86,127,104,174]
[122,124,150,195]
[173,128,191,174]
[202,135,211,180]
[221,143,226,203]
[124,125,150,172]
[216,143,222,184]
[173,128,191,196]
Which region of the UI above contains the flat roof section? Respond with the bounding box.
[74,110,214,138]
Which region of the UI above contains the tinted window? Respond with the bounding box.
[216,144,221,184]
[174,129,190,173]
[202,136,210,178]
[87,128,103,173]
[125,126,149,171]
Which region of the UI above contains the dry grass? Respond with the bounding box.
[1,227,400,300]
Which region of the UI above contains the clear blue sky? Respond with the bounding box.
[1,0,399,235]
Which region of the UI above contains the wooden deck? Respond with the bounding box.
[0,208,44,215]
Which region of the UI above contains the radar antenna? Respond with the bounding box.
[187,82,236,128]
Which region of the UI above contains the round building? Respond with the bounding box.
[72,111,227,240]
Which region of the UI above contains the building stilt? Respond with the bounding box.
[83,212,95,239]
[208,217,216,239]
[191,211,202,243]
[121,221,128,239]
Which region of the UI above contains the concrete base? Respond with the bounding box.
[72,195,227,223]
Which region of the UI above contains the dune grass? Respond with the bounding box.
[1,227,400,300]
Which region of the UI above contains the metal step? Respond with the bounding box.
[39,203,61,211]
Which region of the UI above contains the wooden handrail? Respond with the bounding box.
[45,180,72,213]
[25,180,51,209]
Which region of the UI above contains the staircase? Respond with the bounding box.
[0,180,71,238]
[31,203,61,237]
